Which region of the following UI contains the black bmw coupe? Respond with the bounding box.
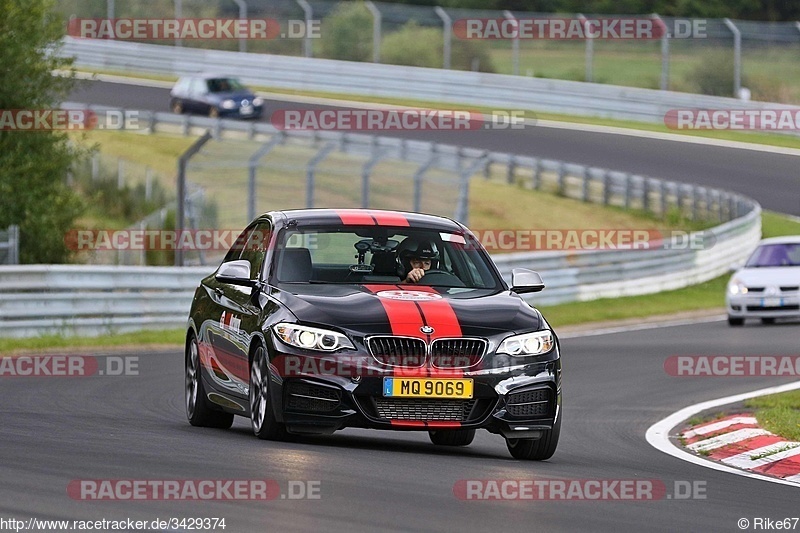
[185,209,562,460]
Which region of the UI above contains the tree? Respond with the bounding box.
[0,0,84,263]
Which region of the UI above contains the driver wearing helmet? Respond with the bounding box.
[398,239,439,283]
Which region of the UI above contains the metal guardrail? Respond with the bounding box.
[62,38,800,125]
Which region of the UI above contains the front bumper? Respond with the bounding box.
[727,293,800,318]
[268,349,562,437]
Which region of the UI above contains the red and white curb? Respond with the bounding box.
[682,414,800,483]
[646,381,800,488]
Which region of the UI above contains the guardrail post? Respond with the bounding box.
[182,115,190,136]
[624,173,631,209]
[532,158,541,190]
[435,7,452,69]
[581,167,590,202]
[296,0,313,58]
[145,168,153,201]
[642,177,650,212]
[691,187,699,221]
[306,142,337,208]
[506,156,515,184]
[147,111,156,134]
[176,130,213,266]
[503,11,520,76]
[602,170,610,205]
[660,180,667,217]
[8,225,19,265]
[723,18,742,97]
[557,162,565,196]
[232,0,248,53]
[365,1,381,63]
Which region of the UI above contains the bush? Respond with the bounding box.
[319,1,373,62]
[685,49,746,97]
[381,21,496,73]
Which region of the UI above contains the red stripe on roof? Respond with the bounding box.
[369,210,410,226]
[335,210,376,225]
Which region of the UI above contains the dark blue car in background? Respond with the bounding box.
[170,74,264,119]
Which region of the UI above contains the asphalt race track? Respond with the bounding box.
[0,322,798,531]
[68,79,800,216]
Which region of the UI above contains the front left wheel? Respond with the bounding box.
[429,429,475,447]
[185,333,234,429]
[249,343,288,440]
[505,412,561,461]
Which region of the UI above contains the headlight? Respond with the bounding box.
[728,278,748,295]
[221,99,237,109]
[252,97,264,106]
[273,323,354,352]
[497,330,554,357]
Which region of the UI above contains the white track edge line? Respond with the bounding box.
[559,315,726,339]
[646,380,800,488]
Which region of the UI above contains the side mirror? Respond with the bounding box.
[510,268,545,294]
[216,260,255,287]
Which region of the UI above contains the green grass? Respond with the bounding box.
[762,211,800,238]
[0,329,185,355]
[745,390,800,442]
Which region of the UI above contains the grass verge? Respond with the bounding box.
[745,390,800,442]
[0,329,185,355]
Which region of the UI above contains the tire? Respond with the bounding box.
[761,317,776,325]
[429,429,475,447]
[728,316,745,326]
[171,99,183,114]
[506,413,561,461]
[249,343,288,440]
[185,333,234,429]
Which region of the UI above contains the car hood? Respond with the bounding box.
[271,284,542,337]
[733,267,800,287]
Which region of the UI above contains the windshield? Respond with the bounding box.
[745,243,800,268]
[272,226,502,289]
[206,78,246,93]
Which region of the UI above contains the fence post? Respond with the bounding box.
[503,11,520,76]
[652,14,669,90]
[435,7,452,69]
[117,159,125,189]
[365,1,381,63]
[456,155,487,225]
[723,18,742,97]
[361,139,386,208]
[145,167,153,201]
[579,14,593,82]
[176,130,213,267]
[413,149,437,213]
[231,0,248,53]
[296,0,313,58]
[91,152,99,181]
[660,180,668,217]
[174,0,182,47]
[248,132,285,222]
[306,142,337,208]
[8,225,19,265]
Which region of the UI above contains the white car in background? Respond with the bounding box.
[727,236,800,326]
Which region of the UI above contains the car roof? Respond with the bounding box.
[264,209,465,232]
[759,235,800,245]
[178,73,240,81]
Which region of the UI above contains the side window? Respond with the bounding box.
[189,78,206,96]
[238,222,272,279]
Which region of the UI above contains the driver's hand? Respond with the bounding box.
[405,268,426,283]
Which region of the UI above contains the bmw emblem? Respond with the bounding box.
[420,325,434,334]
[242,99,249,106]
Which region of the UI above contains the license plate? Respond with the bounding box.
[240,106,254,115]
[383,377,473,399]
[762,298,782,307]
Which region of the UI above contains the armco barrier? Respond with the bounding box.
[0,204,759,338]
[62,37,800,125]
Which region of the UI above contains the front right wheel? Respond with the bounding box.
[728,316,744,326]
[249,343,288,440]
[429,429,475,447]
[505,412,561,460]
